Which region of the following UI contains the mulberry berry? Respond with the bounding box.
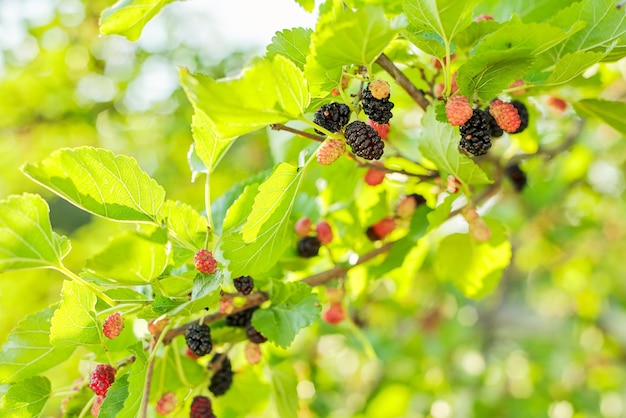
[313,102,351,135]
[489,100,521,133]
[505,163,527,192]
[368,119,390,139]
[246,324,268,344]
[297,236,321,257]
[361,82,394,124]
[344,121,384,160]
[316,138,346,165]
[234,276,254,295]
[445,95,473,126]
[194,250,217,274]
[156,392,177,415]
[225,307,258,327]
[208,354,234,396]
[459,109,492,156]
[322,303,346,325]
[185,324,213,357]
[510,101,529,133]
[103,312,124,340]
[294,217,311,237]
[483,107,504,137]
[364,165,386,186]
[190,396,215,418]
[89,364,116,396]
[366,217,396,241]
[315,221,333,245]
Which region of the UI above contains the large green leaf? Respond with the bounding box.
[435,219,511,298]
[221,162,308,277]
[475,21,569,56]
[189,109,236,174]
[266,28,313,70]
[99,374,129,418]
[544,51,607,86]
[116,343,147,418]
[268,361,299,418]
[573,99,626,136]
[0,307,74,384]
[0,194,70,272]
[0,376,50,418]
[159,199,208,251]
[86,229,169,285]
[457,49,534,101]
[403,0,480,46]
[251,280,320,348]
[22,147,166,223]
[418,107,492,186]
[99,0,177,41]
[312,5,400,68]
[50,280,100,347]
[179,55,310,138]
[304,54,342,98]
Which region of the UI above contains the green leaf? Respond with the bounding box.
[169,272,224,316]
[435,219,511,298]
[266,28,313,70]
[304,54,342,98]
[427,193,457,231]
[116,343,147,418]
[50,280,100,347]
[401,29,447,57]
[573,99,626,136]
[454,19,501,51]
[159,200,208,251]
[98,374,129,418]
[22,147,166,224]
[0,194,70,272]
[189,109,236,174]
[552,0,626,57]
[418,106,492,186]
[268,361,298,418]
[293,0,315,12]
[457,49,534,101]
[99,0,176,41]
[179,55,310,138]
[403,0,480,45]
[222,162,308,277]
[251,280,320,348]
[86,229,169,285]
[475,21,569,56]
[0,307,74,384]
[544,51,607,86]
[312,5,400,68]
[0,376,50,418]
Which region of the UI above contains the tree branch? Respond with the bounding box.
[270,123,325,142]
[376,53,430,111]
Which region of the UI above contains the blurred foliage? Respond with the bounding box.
[2,1,626,417]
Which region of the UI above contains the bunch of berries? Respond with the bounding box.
[294,217,334,257]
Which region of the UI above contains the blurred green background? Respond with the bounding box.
[2,1,626,417]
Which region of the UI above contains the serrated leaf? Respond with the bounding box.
[222,162,308,277]
[268,362,298,418]
[50,280,100,347]
[86,229,168,285]
[251,280,320,348]
[457,49,534,101]
[99,0,176,41]
[0,307,74,384]
[418,106,492,186]
[180,55,310,138]
[190,109,236,175]
[22,147,166,223]
[159,200,207,250]
[312,5,399,68]
[544,51,606,86]
[98,374,129,418]
[0,194,70,272]
[266,28,313,70]
[475,21,569,56]
[573,99,626,136]
[552,0,626,58]
[435,219,511,298]
[401,28,447,57]
[403,0,480,45]
[0,376,50,418]
[293,0,315,12]
[116,343,147,418]
[169,271,223,316]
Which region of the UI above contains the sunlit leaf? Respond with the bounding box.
[267,361,298,418]
[98,374,129,418]
[50,280,100,347]
[116,343,147,418]
[159,199,208,251]
[573,99,626,136]
[0,376,50,418]
[22,147,166,223]
[266,28,313,69]
[99,0,177,41]
[0,307,74,384]
[0,194,70,272]
[544,51,606,86]
[403,0,480,45]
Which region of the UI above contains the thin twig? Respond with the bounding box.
[141,343,156,418]
[508,119,585,165]
[376,53,430,110]
[270,123,325,142]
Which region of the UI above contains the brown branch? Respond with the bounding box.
[270,123,325,142]
[352,157,439,180]
[141,342,156,418]
[376,53,430,111]
[508,119,585,165]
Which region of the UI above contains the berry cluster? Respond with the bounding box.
[89,364,116,397]
[208,354,234,396]
[103,312,124,339]
[194,249,217,274]
[294,217,334,257]
[459,109,492,156]
[185,323,213,357]
[233,276,254,295]
[345,120,384,160]
[190,396,216,418]
[361,80,394,124]
[313,102,351,135]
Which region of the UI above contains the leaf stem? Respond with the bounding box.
[270,123,325,142]
[55,264,117,307]
[204,173,214,233]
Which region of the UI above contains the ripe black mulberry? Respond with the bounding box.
[313,102,351,135]
[184,324,213,357]
[297,236,321,258]
[459,109,492,156]
[208,354,233,396]
[344,121,384,160]
[225,307,258,328]
[361,82,394,124]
